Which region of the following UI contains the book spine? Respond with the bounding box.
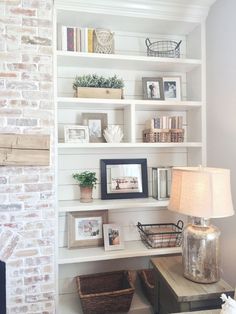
[76,28,81,52]
[84,27,88,52]
[61,26,67,51]
[73,27,77,51]
[80,28,85,52]
[67,27,74,51]
[88,28,94,53]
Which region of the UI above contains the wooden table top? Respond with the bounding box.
[151,255,234,302]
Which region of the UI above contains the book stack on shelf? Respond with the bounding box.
[143,115,184,143]
[59,26,94,52]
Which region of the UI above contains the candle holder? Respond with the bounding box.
[152,167,172,200]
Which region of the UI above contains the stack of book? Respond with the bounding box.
[59,26,94,52]
[145,116,183,129]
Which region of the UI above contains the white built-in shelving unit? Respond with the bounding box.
[54,0,215,312]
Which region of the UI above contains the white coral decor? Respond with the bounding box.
[103,125,124,143]
[220,294,236,314]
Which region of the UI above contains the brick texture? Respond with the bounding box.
[0,0,55,313]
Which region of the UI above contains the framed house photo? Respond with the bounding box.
[100,158,148,200]
[82,113,108,143]
[103,224,124,251]
[64,125,89,143]
[163,76,181,101]
[142,77,164,100]
[67,210,108,248]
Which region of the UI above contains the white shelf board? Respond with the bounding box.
[59,289,154,314]
[58,197,168,212]
[57,97,202,111]
[58,240,182,264]
[58,142,202,149]
[57,51,201,72]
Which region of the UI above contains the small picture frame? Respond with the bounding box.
[64,125,89,143]
[163,77,181,101]
[103,224,124,251]
[67,210,108,248]
[82,113,108,143]
[142,77,164,100]
[100,158,148,200]
[152,167,172,200]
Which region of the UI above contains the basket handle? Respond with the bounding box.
[177,219,184,230]
[145,38,152,48]
[94,29,114,45]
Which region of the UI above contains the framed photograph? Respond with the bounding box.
[163,77,181,101]
[64,125,89,143]
[82,113,108,143]
[100,158,148,200]
[152,167,172,200]
[142,77,164,100]
[103,224,124,251]
[67,210,108,248]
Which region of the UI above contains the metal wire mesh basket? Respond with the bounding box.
[137,220,184,248]
[145,38,182,58]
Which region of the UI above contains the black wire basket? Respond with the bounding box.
[145,38,182,58]
[137,220,184,248]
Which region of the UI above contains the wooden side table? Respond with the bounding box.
[151,255,234,314]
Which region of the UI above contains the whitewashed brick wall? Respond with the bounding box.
[0,0,55,313]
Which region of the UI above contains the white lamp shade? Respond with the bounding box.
[168,167,234,218]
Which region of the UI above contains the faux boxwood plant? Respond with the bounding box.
[72,171,97,188]
[73,74,124,91]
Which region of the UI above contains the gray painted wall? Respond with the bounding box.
[206,0,236,287]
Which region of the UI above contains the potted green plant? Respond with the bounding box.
[73,74,124,99]
[72,171,97,203]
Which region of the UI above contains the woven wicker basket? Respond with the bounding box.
[143,128,184,143]
[76,270,134,314]
[93,29,114,54]
[138,269,155,306]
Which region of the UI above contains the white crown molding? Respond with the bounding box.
[54,0,217,23]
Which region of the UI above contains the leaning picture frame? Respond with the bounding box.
[82,113,108,143]
[142,77,164,100]
[100,158,148,200]
[67,210,108,248]
[163,76,181,101]
[103,224,125,251]
[64,125,89,143]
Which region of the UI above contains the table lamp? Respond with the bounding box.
[168,166,234,283]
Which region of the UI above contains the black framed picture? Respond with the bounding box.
[100,159,148,200]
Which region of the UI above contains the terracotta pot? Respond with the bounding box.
[80,186,93,203]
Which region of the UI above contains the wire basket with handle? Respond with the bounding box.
[137,220,184,248]
[145,38,182,58]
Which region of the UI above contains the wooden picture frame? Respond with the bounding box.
[64,125,89,143]
[103,224,124,251]
[142,77,164,100]
[100,158,148,200]
[67,210,108,248]
[82,113,108,143]
[163,76,181,101]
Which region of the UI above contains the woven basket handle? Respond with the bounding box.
[94,29,114,45]
[145,38,152,48]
